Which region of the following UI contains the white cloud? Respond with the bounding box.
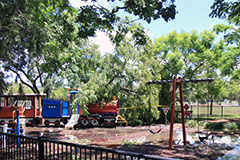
[69,0,94,7]
[90,30,115,54]
[69,0,108,8]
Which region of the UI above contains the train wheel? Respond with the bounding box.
[73,124,78,130]
[55,120,60,127]
[92,119,98,127]
[61,119,67,125]
[28,120,34,127]
[8,120,14,128]
[44,120,50,127]
[33,118,40,127]
[0,120,5,125]
[82,120,88,127]
[77,120,83,128]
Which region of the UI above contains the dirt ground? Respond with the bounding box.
[23,121,238,160]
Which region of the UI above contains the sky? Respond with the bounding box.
[69,0,227,54]
[142,0,227,39]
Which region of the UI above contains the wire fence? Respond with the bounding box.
[178,103,240,119]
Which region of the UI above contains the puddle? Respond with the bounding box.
[174,129,240,146]
[217,146,240,160]
[174,130,218,145]
[175,129,240,159]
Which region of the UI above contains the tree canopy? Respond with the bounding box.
[1,0,240,125]
[0,0,178,95]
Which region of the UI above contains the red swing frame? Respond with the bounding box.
[169,76,187,150]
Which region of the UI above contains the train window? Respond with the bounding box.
[8,98,15,106]
[17,100,24,106]
[37,99,39,109]
[25,100,32,107]
[0,98,4,107]
[25,100,32,109]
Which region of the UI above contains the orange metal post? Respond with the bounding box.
[39,95,42,117]
[169,76,177,150]
[4,97,7,107]
[34,95,37,118]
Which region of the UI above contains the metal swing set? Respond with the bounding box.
[146,76,214,150]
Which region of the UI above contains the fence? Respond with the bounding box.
[0,132,173,160]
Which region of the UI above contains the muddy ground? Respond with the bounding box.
[23,121,239,160]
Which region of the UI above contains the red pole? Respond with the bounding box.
[178,77,187,145]
[169,76,177,150]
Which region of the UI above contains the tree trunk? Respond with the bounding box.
[210,99,213,115]
[44,88,51,99]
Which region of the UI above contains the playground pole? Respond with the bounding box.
[16,110,20,148]
[178,77,187,146]
[169,76,177,150]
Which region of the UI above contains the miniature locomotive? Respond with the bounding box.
[0,91,120,128]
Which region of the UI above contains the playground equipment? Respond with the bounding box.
[194,81,212,142]
[147,76,214,150]
[115,115,128,126]
[0,94,44,127]
[0,92,120,128]
[70,91,120,128]
[148,124,162,134]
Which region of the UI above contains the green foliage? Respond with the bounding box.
[18,83,25,95]
[122,136,145,147]
[210,1,240,81]
[224,122,239,132]
[0,72,7,95]
[122,137,145,147]
[186,120,198,128]
[210,0,240,25]
[0,0,80,95]
[51,88,68,101]
[6,83,33,95]
[205,122,224,131]
[76,0,177,44]
[152,30,225,105]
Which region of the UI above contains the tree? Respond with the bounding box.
[0,0,92,97]
[0,72,7,95]
[1,0,178,97]
[75,0,177,44]
[210,0,240,25]
[152,30,225,115]
[65,22,163,125]
[210,1,240,80]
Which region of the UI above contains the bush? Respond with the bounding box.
[224,122,239,132]
[186,120,197,128]
[205,122,224,131]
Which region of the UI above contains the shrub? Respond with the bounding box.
[205,122,224,131]
[224,122,239,132]
[186,120,197,128]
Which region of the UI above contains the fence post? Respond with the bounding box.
[38,137,44,160]
[221,105,223,118]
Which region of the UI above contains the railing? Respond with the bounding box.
[0,132,174,160]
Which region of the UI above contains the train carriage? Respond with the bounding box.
[0,92,120,128]
[0,94,45,126]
